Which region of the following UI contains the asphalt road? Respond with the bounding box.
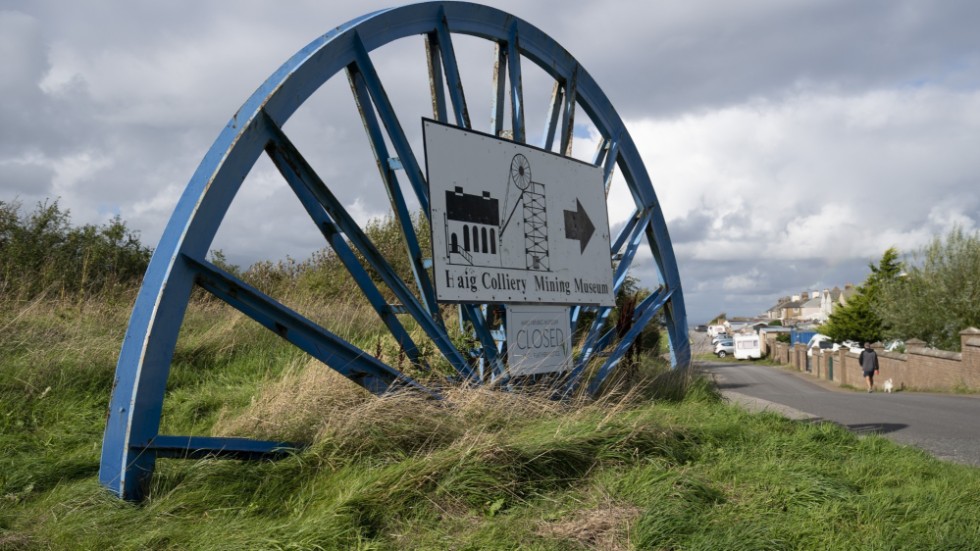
[695,335,980,467]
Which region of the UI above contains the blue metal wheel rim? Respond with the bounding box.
[99,1,690,500]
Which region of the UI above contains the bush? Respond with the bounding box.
[876,227,980,351]
[0,199,151,298]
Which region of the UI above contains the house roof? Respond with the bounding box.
[767,296,793,312]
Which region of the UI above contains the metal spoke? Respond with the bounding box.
[491,42,507,137]
[424,33,448,122]
[351,32,431,214]
[602,141,620,195]
[575,209,651,365]
[559,65,578,156]
[506,23,525,143]
[588,287,666,369]
[460,303,505,380]
[587,287,672,396]
[434,8,470,128]
[592,136,609,166]
[542,81,563,150]
[611,207,644,255]
[137,435,297,460]
[613,209,653,292]
[347,65,441,320]
[261,111,472,377]
[645,223,691,367]
[564,286,668,396]
[264,124,426,371]
[185,255,437,397]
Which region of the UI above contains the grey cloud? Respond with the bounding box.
[0,161,55,196]
[664,209,713,244]
[524,0,980,117]
[4,0,979,326]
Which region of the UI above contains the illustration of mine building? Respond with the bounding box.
[444,186,500,267]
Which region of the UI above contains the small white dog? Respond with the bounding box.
[883,378,894,393]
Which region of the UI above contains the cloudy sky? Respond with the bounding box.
[3,0,979,324]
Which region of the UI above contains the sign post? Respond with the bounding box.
[505,305,572,376]
[424,120,615,308]
[425,120,616,376]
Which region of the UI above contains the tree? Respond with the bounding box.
[0,199,151,297]
[820,247,902,344]
[875,227,980,351]
[864,247,903,295]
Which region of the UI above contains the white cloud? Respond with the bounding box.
[723,268,764,292]
[50,152,112,194]
[629,87,980,261]
[0,11,44,93]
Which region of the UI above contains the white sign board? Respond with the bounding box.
[424,120,615,307]
[506,305,571,376]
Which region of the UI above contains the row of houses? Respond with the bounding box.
[765,284,858,324]
[703,284,860,339]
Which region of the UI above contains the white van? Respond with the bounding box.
[707,324,727,337]
[734,334,762,360]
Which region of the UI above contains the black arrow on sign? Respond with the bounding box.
[563,199,595,254]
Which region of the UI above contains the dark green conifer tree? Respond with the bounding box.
[820,248,902,343]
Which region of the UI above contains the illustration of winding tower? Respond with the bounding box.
[500,154,550,271]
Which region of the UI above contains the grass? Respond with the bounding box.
[3,295,980,550]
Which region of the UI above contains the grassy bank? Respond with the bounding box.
[3,296,980,550]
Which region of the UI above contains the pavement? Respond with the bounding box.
[719,386,817,421]
[691,330,980,467]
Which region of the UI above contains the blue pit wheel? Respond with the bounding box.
[99,1,690,501]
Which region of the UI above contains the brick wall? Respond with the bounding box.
[772,328,980,391]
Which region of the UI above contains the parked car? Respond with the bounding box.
[694,324,708,332]
[884,339,905,352]
[711,333,731,345]
[806,334,841,357]
[715,339,735,357]
[842,340,863,353]
[707,324,727,337]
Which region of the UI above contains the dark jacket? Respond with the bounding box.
[859,348,879,373]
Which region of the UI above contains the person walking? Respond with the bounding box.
[859,342,880,393]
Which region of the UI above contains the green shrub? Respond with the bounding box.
[0,199,151,298]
